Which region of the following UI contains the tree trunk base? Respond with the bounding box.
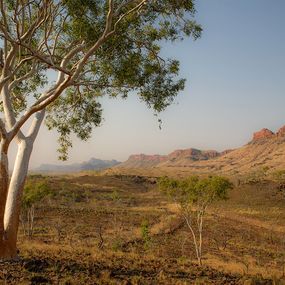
[0,239,18,260]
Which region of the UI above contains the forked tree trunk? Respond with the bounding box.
[0,109,44,260]
[184,212,203,266]
[0,139,33,259]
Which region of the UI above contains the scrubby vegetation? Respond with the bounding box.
[158,175,233,265]
[1,173,285,284]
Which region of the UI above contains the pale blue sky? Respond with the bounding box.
[27,0,285,167]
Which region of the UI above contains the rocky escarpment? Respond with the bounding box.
[116,123,285,175]
[277,125,285,137]
[159,124,285,175]
[121,154,168,168]
[119,148,223,168]
[168,149,220,161]
[252,128,275,141]
[251,125,285,143]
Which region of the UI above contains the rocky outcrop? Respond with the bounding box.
[277,125,285,137]
[252,128,274,141]
[251,125,285,142]
[118,122,285,171]
[168,149,200,160]
[202,150,221,159]
[168,149,220,161]
[221,149,234,156]
[120,154,167,168]
[120,148,222,168]
[128,154,167,163]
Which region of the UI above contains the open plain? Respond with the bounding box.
[1,173,285,284]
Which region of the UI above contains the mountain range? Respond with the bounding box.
[35,124,285,176]
[35,158,120,173]
[116,124,285,176]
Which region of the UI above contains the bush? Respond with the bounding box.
[158,175,233,266]
[21,180,52,237]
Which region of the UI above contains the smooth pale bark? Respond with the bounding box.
[0,0,130,261]
[2,139,33,258]
[185,215,202,266]
[0,111,44,259]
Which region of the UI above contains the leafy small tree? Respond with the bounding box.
[20,180,51,238]
[158,175,232,266]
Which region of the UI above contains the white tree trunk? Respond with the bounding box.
[0,110,44,259]
[1,139,33,258]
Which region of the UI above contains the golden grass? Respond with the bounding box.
[3,173,285,284]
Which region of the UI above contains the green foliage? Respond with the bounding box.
[262,166,270,173]
[1,0,202,160]
[45,91,103,160]
[159,175,232,266]
[245,167,271,184]
[110,190,120,203]
[272,170,285,182]
[22,180,52,209]
[111,238,124,252]
[140,219,151,249]
[158,175,232,208]
[21,179,52,237]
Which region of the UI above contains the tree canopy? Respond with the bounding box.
[0,0,202,260]
[158,175,233,265]
[158,175,232,209]
[0,0,202,159]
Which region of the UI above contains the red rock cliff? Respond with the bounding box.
[252,128,274,141]
[277,125,285,137]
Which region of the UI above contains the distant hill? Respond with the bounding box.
[116,124,285,176]
[120,154,168,168]
[193,125,285,175]
[35,158,120,173]
[118,148,224,169]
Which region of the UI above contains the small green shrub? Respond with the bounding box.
[140,219,151,250]
[21,180,52,237]
[158,175,232,266]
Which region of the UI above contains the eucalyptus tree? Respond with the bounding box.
[0,0,201,259]
[159,176,232,266]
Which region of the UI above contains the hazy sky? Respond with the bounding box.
[21,0,285,168]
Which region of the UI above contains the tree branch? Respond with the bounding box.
[27,109,45,141]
